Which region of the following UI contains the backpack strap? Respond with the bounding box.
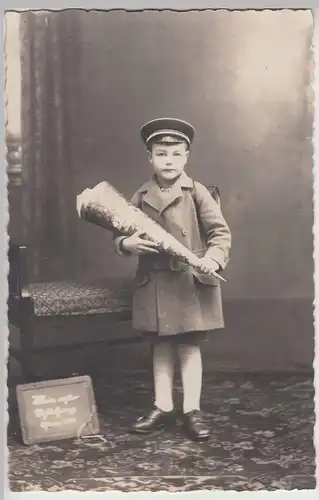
[191,180,221,228]
[191,181,221,238]
[209,184,221,207]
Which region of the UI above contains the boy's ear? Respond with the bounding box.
[147,150,153,163]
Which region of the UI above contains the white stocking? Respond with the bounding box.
[177,344,202,414]
[153,341,174,412]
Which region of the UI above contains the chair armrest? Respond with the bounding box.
[8,242,34,325]
[8,242,30,296]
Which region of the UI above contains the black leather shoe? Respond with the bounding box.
[131,407,174,434]
[182,410,210,441]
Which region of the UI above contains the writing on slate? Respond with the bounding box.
[31,393,80,432]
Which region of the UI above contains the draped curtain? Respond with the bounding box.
[20,11,82,282]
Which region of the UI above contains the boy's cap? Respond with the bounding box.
[141,118,195,147]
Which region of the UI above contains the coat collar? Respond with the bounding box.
[137,172,193,213]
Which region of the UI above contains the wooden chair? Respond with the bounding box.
[8,241,136,382]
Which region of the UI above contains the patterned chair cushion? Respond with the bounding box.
[24,277,134,317]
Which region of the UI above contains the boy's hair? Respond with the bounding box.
[146,133,190,152]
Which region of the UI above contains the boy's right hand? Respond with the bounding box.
[122,231,160,255]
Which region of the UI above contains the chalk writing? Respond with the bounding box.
[40,421,61,431]
[40,417,77,432]
[34,406,77,421]
[57,395,80,405]
[32,394,80,406]
[32,395,56,406]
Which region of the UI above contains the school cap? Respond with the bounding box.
[141,117,195,147]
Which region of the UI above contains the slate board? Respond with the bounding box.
[16,375,100,445]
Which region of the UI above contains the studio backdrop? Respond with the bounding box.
[8,9,314,371]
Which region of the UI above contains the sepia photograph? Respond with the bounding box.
[5,7,315,492]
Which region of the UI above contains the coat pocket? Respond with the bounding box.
[192,271,220,287]
[134,274,150,288]
[169,256,188,272]
[192,248,219,286]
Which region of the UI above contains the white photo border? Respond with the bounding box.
[1,2,318,499]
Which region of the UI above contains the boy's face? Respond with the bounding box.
[148,140,189,183]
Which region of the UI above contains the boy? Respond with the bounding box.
[114,118,231,441]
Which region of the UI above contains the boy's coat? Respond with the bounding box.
[114,172,231,336]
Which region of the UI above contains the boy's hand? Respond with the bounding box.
[197,257,220,275]
[122,231,160,255]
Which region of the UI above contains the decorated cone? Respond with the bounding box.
[77,181,226,282]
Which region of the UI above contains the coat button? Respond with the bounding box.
[181,229,188,236]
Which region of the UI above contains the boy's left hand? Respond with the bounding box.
[197,257,220,275]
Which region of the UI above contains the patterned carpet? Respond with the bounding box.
[7,372,315,492]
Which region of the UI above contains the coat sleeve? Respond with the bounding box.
[113,190,141,257]
[194,182,231,270]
